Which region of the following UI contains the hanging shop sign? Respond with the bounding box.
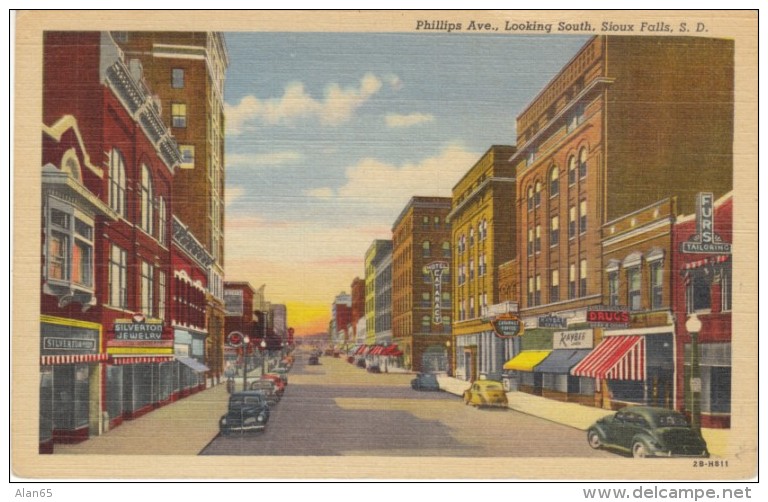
[681,192,732,254]
[491,313,524,339]
[426,261,449,325]
[226,331,245,347]
[587,306,630,328]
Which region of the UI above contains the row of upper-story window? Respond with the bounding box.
[526,259,589,307]
[457,254,488,285]
[457,291,489,321]
[108,148,169,244]
[526,200,588,255]
[526,146,588,211]
[456,220,488,254]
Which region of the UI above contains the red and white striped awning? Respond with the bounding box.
[109,356,175,365]
[571,335,645,381]
[682,254,730,270]
[41,353,109,366]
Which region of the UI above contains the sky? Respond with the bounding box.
[222,33,591,335]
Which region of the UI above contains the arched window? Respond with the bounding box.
[469,228,475,246]
[140,163,154,235]
[534,181,542,207]
[109,149,126,216]
[568,155,577,185]
[549,166,559,196]
[579,147,588,178]
[527,185,534,210]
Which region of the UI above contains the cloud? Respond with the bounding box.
[306,143,478,210]
[225,187,245,207]
[385,112,434,128]
[386,74,403,91]
[225,73,383,134]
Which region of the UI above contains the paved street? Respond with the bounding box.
[200,350,614,457]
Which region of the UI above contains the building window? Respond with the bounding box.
[579,147,588,179]
[469,228,475,247]
[535,274,542,306]
[422,315,431,327]
[480,220,487,240]
[527,276,534,307]
[580,200,587,234]
[527,185,534,211]
[550,269,559,303]
[628,267,642,311]
[434,216,440,229]
[580,259,588,297]
[140,261,155,317]
[179,145,195,169]
[108,148,126,216]
[568,155,577,185]
[535,224,541,253]
[569,263,576,299]
[608,270,619,307]
[569,205,577,239]
[171,103,187,128]
[172,68,185,89]
[421,292,430,308]
[550,215,559,246]
[534,181,542,207]
[469,259,474,280]
[442,241,451,258]
[45,201,94,289]
[479,253,486,276]
[649,260,663,309]
[140,164,154,236]
[526,148,536,166]
[550,166,559,197]
[527,228,534,256]
[109,244,127,309]
[157,197,167,245]
[422,240,431,257]
[687,274,711,313]
[422,216,429,228]
[469,297,475,319]
[158,271,167,320]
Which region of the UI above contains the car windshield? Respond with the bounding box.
[652,412,690,427]
[483,383,503,390]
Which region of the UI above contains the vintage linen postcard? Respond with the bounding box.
[11,10,758,482]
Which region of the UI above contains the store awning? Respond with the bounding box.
[533,350,591,374]
[381,344,400,356]
[41,353,109,366]
[682,254,730,271]
[109,356,175,365]
[571,335,645,381]
[176,356,210,373]
[503,350,552,372]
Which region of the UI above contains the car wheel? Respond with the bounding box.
[632,441,648,458]
[587,430,602,450]
[220,427,231,437]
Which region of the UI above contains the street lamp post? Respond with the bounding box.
[686,313,702,434]
[242,335,250,391]
[260,340,267,375]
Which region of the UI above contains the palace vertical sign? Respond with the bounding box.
[426,261,449,325]
[681,192,732,254]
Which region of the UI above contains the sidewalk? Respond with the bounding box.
[54,380,231,456]
[437,375,728,458]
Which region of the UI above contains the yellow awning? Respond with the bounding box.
[503,350,552,372]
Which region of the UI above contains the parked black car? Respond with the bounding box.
[249,380,280,407]
[219,391,270,436]
[356,358,367,369]
[308,355,320,365]
[410,373,441,391]
[587,406,709,458]
[366,364,381,374]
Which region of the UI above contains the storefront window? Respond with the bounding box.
[687,274,711,313]
[106,365,123,423]
[39,368,54,443]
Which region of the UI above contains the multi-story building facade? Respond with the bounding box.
[392,197,453,372]
[373,246,393,347]
[506,36,733,413]
[449,146,517,382]
[364,240,392,345]
[672,192,732,429]
[330,292,352,349]
[116,31,229,385]
[41,32,184,451]
[223,282,265,374]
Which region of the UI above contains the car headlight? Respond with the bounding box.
[221,418,227,425]
[257,414,265,422]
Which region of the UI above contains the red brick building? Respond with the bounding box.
[41,32,183,451]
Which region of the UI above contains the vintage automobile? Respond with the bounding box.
[308,355,320,365]
[355,358,367,369]
[366,364,381,374]
[219,391,270,436]
[586,406,709,458]
[249,380,280,407]
[410,373,441,391]
[270,367,289,385]
[462,380,508,408]
[260,373,286,395]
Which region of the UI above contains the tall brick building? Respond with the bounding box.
[392,196,453,372]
